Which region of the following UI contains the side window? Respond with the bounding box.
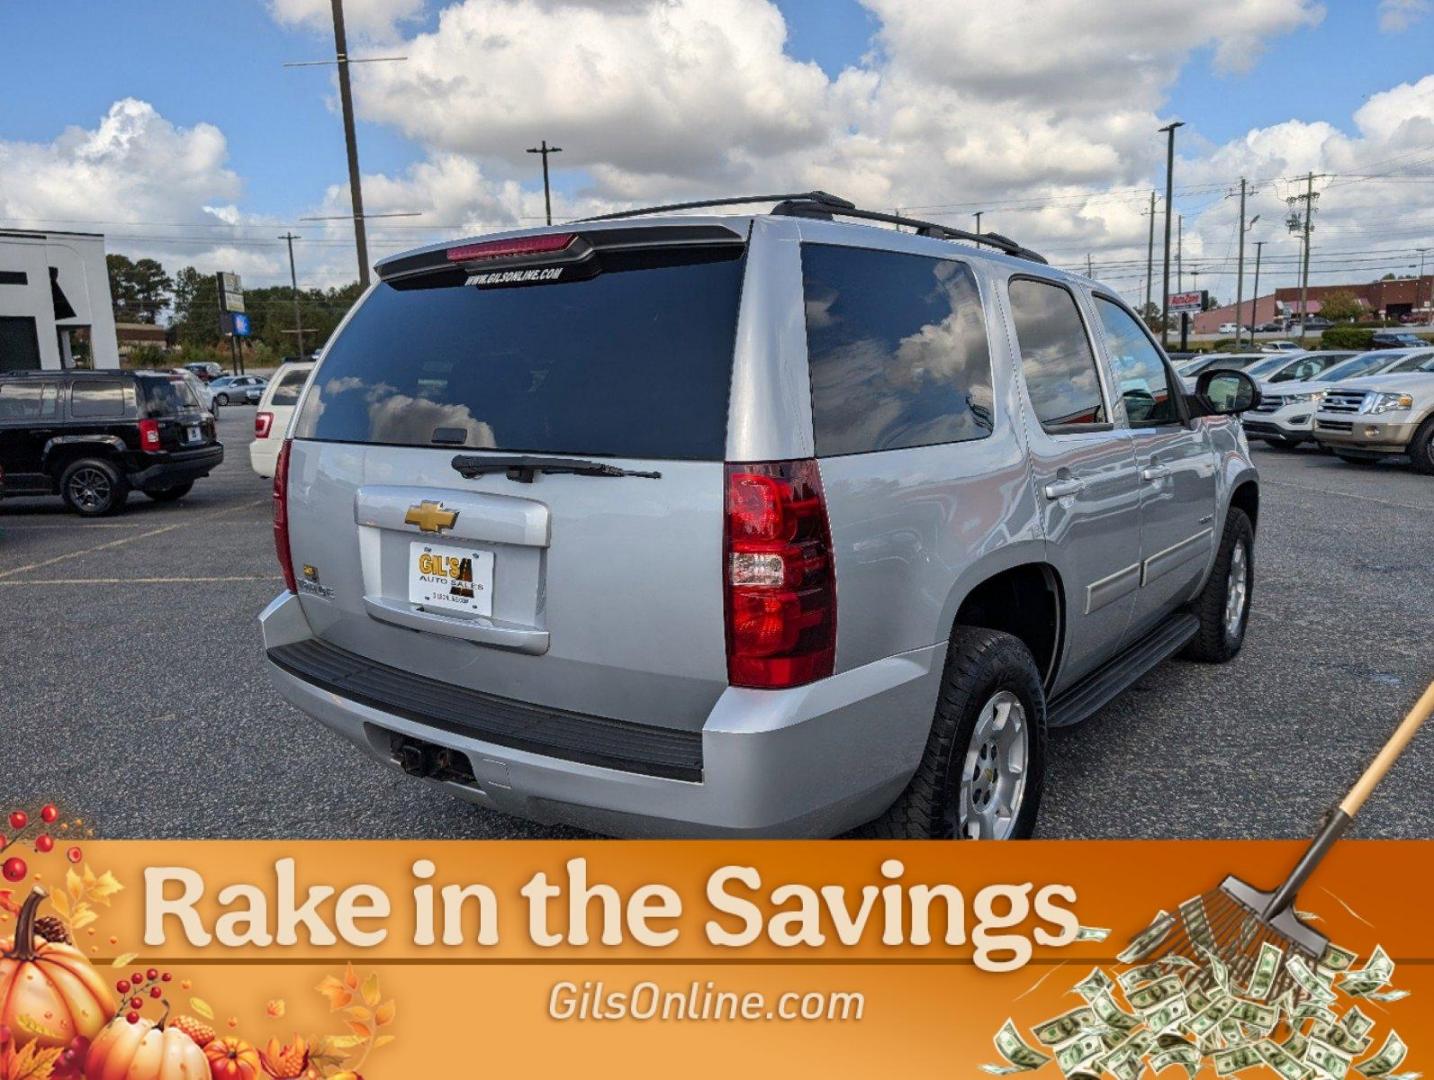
[71,380,129,419]
[0,381,58,420]
[1007,278,1107,429]
[271,369,311,407]
[802,244,994,456]
[1093,296,1180,426]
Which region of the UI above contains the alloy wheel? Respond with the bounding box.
[68,467,112,513]
[953,690,1029,840]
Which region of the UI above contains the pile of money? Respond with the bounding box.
[982,903,1415,1080]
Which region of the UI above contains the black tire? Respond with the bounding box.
[861,627,1046,840]
[1180,507,1253,663]
[1407,417,1434,476]
[59,457,129,517]
[144,481,194,502]
[214,392,229,406]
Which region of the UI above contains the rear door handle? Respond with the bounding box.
[1142,465,1173,482]
[1043,478,1086,499]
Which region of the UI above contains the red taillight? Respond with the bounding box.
[724,459,836,689]
[446,233,574,262]
[255,411,274,439]
[138,418,161,452]
[273,438,297,593]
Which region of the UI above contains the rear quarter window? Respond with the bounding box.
[801,244,994,456]
[270,369,311,407]
[293,248,746,460]
[70,380,131,419]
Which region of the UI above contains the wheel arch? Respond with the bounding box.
[42,435,128,483]
[941,548,1064,692]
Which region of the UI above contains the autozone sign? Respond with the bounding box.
[1167,290,1206,314]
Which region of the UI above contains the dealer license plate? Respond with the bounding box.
[408,541,493,618]
[185,424,203,445]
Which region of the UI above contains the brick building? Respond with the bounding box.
[1192,274,1433,335]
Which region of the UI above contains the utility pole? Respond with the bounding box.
[974,210,984,235]
[1234,179,1247,349]
[1177,214,1184,290]
[1158,121,1184,349]
[331,0,369,287]
[1144,191,1156,327]
[1086,253,1093,277]
[1417,247,1430,324]
[1251,241,1265,339]
[1287,172,1320,344]
[526,140,563,226]
[279,232,306,357]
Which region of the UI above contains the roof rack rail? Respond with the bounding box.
[575,191,1047,264]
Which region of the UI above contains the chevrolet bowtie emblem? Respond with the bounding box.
[404,500,459,534]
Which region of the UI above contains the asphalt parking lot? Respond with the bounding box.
[2,408,1431,840]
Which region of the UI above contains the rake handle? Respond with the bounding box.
[1265,678,1434,919]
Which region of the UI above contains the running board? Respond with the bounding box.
[1046,613,1199,729]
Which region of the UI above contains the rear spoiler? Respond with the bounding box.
[376,223,748,286]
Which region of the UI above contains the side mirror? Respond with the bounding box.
[1192,368,1261,416]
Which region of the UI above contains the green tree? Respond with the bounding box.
[1319,290,1363,322]
[105,254,172,323]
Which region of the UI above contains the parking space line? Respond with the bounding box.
[0,575,282,586]
[0,522,152,530]
[0,498,267,581]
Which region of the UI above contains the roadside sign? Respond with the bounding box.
[1168,290,1206,314]
[216,271,245,315]
[232,312,251,337]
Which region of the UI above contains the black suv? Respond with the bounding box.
[0,370,223,515]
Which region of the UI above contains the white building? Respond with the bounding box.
[0,229,120,372]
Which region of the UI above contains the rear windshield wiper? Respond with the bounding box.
[451,454,662,484]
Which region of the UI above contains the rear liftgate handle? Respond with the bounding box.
[1264,678,1434,918]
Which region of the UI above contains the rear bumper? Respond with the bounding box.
[248,437,279,478]
[128,444,224,489]
[259,591,943,838]
[1313,416,1418,454]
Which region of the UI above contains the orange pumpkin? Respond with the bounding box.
[85,1014,209,1080]
[0,887,115,1050]
[204,1036,263,1080]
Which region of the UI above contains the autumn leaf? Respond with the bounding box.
[2,1041,64,1080]
[71,909,98,931]
[65,869,83,904]
[360,972,381,1008]
[47,891,69,920]
[266,999,286,1019]
[342,963,359,990]
[315,975,353,1011]
[342,1006,371,1025]
[373,1000,395,1027]
[320,1035,365,1053]
[344,1021,371,1040]
[86,869,124,905]
[111,952,138,968]
[373,1034,396,1049]
[190,997,215,1020]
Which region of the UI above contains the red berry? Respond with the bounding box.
[66,846,82,864]
[126,1012,140,1025]
[8,811,26,831]
[40,805,58,824]
[150,986,162,999]
[161,972,172,982]
[1,857,26,883]
[146,968,159,981]
[129,997,143,1010]
[35,835,54,853]
[116,980,130,994]
[131,972,143,985]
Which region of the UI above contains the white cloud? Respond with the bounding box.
[267,0,426,41]
[1378,0,1430,32]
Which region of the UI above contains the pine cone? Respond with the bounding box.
[33,915,70,944]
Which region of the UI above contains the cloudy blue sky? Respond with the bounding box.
[2,0,1431,304]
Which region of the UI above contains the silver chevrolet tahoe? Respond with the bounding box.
[259,192,1263,839]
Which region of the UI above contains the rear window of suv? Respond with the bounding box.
[801,244,993,456]
[293,249,746,460]
[270,368,311,407]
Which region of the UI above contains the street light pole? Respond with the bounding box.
[330,0,370,288]
[1417,247,1430,324]
[1158,121,1184,349]
[1144,190,1156,328]
[526,140,564,226]
[1251,241,1265,337]
[279,232,306,357]
[1234,179,1247,349]
[974,210,983,235]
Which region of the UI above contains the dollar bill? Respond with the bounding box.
[1283,1031,1310,1059]
[1151,1043,1201,1079]
[1356,1032,1407,1078]
[1320,943,1358,973]
[1363,989,1409,1003]
[1343,1007,1376,1040]
[1246,941,1284,1001]
[1186,985,1212,1014]
[1090,990,1141,1034]
[1314,1020,1374,1056]
[1228,999,1279,1034]
[1128,974,1184,1014]
[1341,946,1395,996]
[1118,911,1176,965]
[1075,925,1112,942]
[984,1019,1053,1074]
[1259,1038,1313,1080]
[1307,1037,1354,1079]
[1146,996,1191,1034]
[1073,968,1114,1002]
[1033,1006,1098,1047]
[1295,1001,1339,1028]
[1056,1033,1106,1076]
[1214,1044,1264,1076]
[1199,945,1233,993]
[1188,997,1237,1039]
[1179,895,1217,952]
[1288,955,1339,1005]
